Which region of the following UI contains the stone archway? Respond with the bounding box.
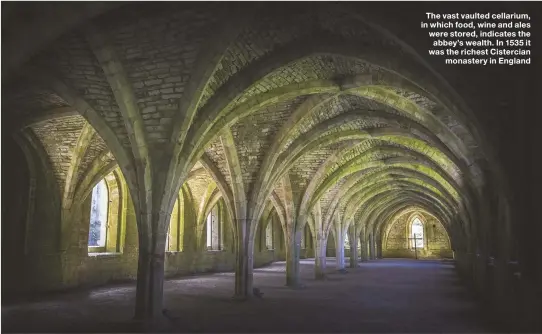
[2,136,31,297]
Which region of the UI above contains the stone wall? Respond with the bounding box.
[383,212,453,259]
[3,145,298,297]
[12,199,289,295]
[2,137,33,296]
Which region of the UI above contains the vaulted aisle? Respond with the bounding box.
[2,2,539,333]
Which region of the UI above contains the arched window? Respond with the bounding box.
[411,217,424,248]
[206,203,223,251]
[88,179,108,248]
[265,218,274,250]
[88,170,126,254]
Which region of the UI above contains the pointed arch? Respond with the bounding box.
[408,213,425,250]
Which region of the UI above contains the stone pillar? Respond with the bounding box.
[360,228,369,262]
[376,238,383,259]
[234,218,254,298]
[60,205,85,287]
[134,212,168,324]
[134,244,166,321]
[335,225,345,270]
[285,229,302,287]
[60,207,74,252]
[348,225,359,268]
[314,233,327,279]
[368,233,375,260]
[368,233,372,260]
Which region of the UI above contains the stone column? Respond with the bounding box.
[134,211,168,324]
[376,238,383,259]
[60,205,84,287]
[314,233,327,279]
[285,229,302,287]
[368,233,375,260]
[234,218,254,299]
[359,228,369,262]
[348,225,359,268]
[335,225,345,270]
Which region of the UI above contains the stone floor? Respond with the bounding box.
[2,258,492,333]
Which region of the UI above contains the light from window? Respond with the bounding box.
[411,217,424,248]
[206,204,222,250]
[265,221,274,249]
[344,233,350,249]
[206,211,213,248]
[89,180,108,247]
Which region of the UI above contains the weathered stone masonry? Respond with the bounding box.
[2,2,540,332]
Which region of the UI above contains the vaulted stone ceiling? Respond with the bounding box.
[3,2,514,317]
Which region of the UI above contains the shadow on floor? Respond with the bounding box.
[2,258,495,333]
